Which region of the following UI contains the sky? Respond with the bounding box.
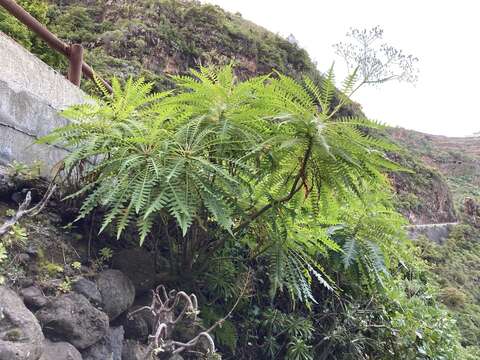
[204,0,480,137]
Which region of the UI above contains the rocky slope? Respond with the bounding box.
[388,127,480,208]
[1,155,226,359]
[389,149,458,225]
[387,128,480,347]
[0,167,145,359]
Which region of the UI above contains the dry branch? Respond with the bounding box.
[130,271,251,359]
[0,184,57,237]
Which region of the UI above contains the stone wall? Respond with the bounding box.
[0,32,85,175]
[406,222,457,244]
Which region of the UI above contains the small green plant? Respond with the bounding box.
[0,237,25,286]
[8,224,28,243]
[0,244,7,264]
[4,329,22,341]
[57,277,72,293]
[40,261,64,277]
[261,309,314,359]
[7,160,42,180]
[71,261,82,271]
[0,224,28,270]
[93,247,113,271]
[5,208,16,217]
[99,247,113,262]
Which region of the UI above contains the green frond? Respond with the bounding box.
[340,66,359,94]
[93,73,111,99]
[341,238,358,269]
[319,64,336,112]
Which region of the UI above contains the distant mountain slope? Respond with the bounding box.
[388,128,480,208]
[389,151,457,225]
[43,0,319,88]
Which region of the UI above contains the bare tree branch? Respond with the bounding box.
[131,271,252,359]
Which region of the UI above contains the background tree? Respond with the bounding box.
[0,0,63,66]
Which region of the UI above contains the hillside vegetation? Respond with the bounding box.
[388,127,480,353]
[389,128,480,208]
[1,0,317,86]
[1,0,479,359]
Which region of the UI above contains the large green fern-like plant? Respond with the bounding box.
[41,65,401,301]
[325,189,412,290]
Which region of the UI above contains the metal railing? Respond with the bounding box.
[0,0,112,92]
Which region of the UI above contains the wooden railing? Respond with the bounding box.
[0,0,112,92]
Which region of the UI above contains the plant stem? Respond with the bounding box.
[234,138,313,233]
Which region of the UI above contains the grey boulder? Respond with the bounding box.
[0,286,44,360]
[122,305,154,342]
[39,340,82,360]
[20,286,48,310]
[71,277,102,306]
[97,270,135,321]
[112,248,155,294]
[82,326,124,360]
[122,339,148,360]
[35,293,108,350]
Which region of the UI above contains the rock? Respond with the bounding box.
[39,339,82,360]
[97,270,135,321]
[25,245,39,257]
[168,355,184,360]
[26,262,40,277]
[35,293,108,350]
[40,279,63,293]
[71,277,102,306]
[122,339,148,360]
[121,305,154,342]
[20,286,48,310]
[0,286,44,360]
[82,326,124,360]
[63,266,76,278]
[464,197,480,225]
[16,253,31,264]
[0,166,16,199]
[464,197,479,215]
[18,278,34,289]
[112,248,155,294]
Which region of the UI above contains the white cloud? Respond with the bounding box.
[204,0,480,136]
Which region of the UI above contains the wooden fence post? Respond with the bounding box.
[68,44,83,86]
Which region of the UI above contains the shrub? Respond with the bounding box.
[41,65,399,301]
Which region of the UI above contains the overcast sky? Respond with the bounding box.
[204,0,479,137]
